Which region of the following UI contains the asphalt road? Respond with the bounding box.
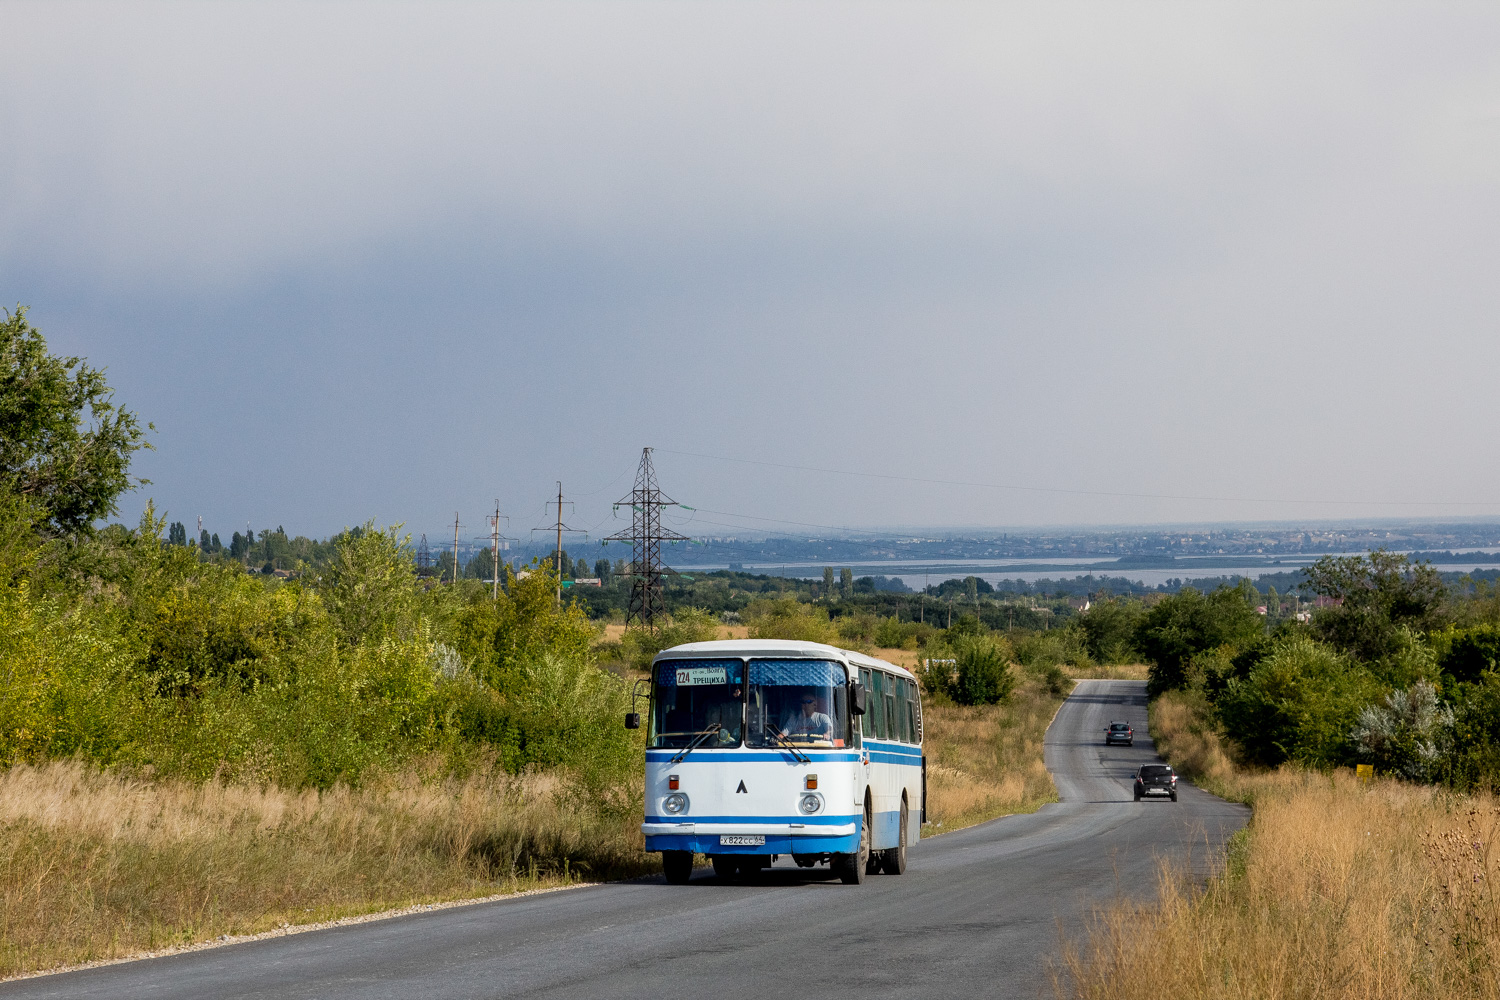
[3,680,1247,1000]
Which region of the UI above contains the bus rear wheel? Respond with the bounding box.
[834,799,872,885]
[711,856,739,881]
[881,800,909,875]
[662,850,694,885]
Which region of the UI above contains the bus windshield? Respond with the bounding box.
[746,659,850,749]
[650,659,745,749]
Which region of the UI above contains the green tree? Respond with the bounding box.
[317,523,418,645]
[951,636,1014,705]
[0,307,152,534]
[1078,598,1143,664]
[1303,550,1448,662]
[840,567,853,599]
[1217,637,1381,767]
[1431,624,1500,684]
[823,566,834,596]
[1135,584,1265,695]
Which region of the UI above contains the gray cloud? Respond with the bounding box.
[3,2,1499,537]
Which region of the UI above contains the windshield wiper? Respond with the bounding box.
[762,724,812,764]
[668,724,722,765]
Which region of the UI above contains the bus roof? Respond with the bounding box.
[652,639,915,681]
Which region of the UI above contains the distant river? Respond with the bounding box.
[671,554,1500,590]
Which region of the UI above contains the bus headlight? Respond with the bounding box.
[798,792,824,815]
[662,793,689,815]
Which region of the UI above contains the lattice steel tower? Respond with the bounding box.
[605,447,689,628]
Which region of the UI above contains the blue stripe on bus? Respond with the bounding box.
[866,752,923,766]
[863,740,923,757]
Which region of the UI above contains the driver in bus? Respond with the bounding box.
[781,693,833,741]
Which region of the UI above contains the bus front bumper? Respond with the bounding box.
[643,821,859,856]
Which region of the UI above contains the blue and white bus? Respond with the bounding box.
[628,639,924,885]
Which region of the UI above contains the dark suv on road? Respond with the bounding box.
[1134,764,1178,801]
[1104,722,1134,746]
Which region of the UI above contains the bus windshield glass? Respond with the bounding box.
[746,659,850,749]
[650,659,745,749]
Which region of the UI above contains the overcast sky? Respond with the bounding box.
[4,2,1500,540]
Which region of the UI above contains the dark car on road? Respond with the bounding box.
[1104,722,1134,746]
[1134,764,1178,801]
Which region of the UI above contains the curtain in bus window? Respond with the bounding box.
[906,680,918,743]
[884,676,898,741]
[903,679,917,743]
[864,668,876,740]
[870,670,888,740]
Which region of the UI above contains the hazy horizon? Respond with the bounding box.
[6,3,1500,537]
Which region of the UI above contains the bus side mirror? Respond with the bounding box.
[850,684,867,716]
[625,713,640,730]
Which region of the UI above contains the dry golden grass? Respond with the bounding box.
[1064,769,1500,1000]
[1065,691,1500,999]
[1148,687,1242,798]
[0,760,652,979]
[922,673,1067,831]
[0,654,1064,978]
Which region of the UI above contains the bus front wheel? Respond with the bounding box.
[662,850,694,885]
[834,799,872,885]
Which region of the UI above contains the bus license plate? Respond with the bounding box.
[719,835,765,846]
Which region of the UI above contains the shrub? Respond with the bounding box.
[621,607,719,670]
[1350,680,1453,781]
[952,637,1015,706]
[1217,637,1382,767]
[743,598,837,644]
[1432,623,1500,684]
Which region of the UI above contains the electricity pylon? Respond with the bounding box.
[604,447,689,629]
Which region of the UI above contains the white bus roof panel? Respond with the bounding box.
[652,639,915,681]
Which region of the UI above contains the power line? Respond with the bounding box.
[657,448,1500,509]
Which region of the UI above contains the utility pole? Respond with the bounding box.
[473,501,511,600]
[491,501,505,600]
[533,484,586,605]
[604,447,689,629]
[451,512,463,585]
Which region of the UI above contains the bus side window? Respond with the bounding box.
[895,678,908,743]
[906,680,918,743]
[911,679,923,743]
[873,670,889,740]
[884,675,898,741]
[904,679,918,744]
[858,668,873,744]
